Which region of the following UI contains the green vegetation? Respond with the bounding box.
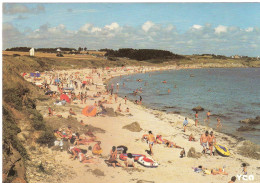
[103,48,184,61]
[5,47,76,53]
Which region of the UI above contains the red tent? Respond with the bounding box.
[60,94,70,103]
[82,81,87,84]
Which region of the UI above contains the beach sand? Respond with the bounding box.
[25,66,260,183]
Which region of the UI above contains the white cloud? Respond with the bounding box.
[142,21,154,32]
[215,25,228,34]
[105,22,120,30]
[245,27,254,32]
[79,23,93,32]
[3,4,45,15]
[192,24,202,29]
[2,22,260,56]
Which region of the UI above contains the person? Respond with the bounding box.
[168,88,171,94]
[139,96,142,104]
[117,104,122,112]
[208,131,216,156]
[142,134,148,142]
[200,131,209,154]
[195,111,199,126]
[217,118,222,131]
[70,146,81,160]
[80,120,84,126]
[124,96,127,104]
[189,134,196,141]
[125,107,130,113]
[108,146,122,168]
[48,107,53,116]
[183,117,188,132]
[69,108,76,115]
[92,141,102,156]
[204,110,211,125]
[148,131,155,155]
[124,153,135,168]
[242,163,247,175]
[165,140,182,149]
[65,126,73,138]
[180,148,185,158]
[228,176,237,183]
[211,168,228,175]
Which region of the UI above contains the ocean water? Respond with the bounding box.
[109,68,260,144]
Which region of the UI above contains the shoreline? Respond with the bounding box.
[107,67,259,146]
[25,64,260,183]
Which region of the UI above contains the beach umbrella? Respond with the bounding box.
[60,94,70,103]
[82,105,97,117]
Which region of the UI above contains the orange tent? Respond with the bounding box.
[60,94,70,103]
[82,105,97,117]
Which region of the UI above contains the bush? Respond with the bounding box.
[37,127,55,147]
[27,109,45,131]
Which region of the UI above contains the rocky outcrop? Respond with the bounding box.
[122,122,142,132]
[192,106,204,112]
[240,116,260,125]
[3,145,26,183]
[237,126,257,131]
[187,147,202,159]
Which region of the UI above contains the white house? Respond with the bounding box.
[29,48,35,56]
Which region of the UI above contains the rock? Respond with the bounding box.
[240,116,260,125]
[122,122,142,132]
[187,147,202,159]
[22,131,30,139]
[238,140,260,160]
[192,106,204,112]
[88,169,105,177]
[29,114,34,119]
[11,177,26,183]
[237,126,257,131]
[17,133,26,142]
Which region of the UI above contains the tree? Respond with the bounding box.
[78,47,82,52]
[84,47,87,51]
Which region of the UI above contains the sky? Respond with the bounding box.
[2,3,260,56]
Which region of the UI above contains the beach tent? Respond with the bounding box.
[60,94,70,103]
[82,105,97,117]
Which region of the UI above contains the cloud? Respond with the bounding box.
[192,25,202,30]
[3,3,45,15]
[245,27,254,32]
[215,25,228,34]
[142,21,154,32]
[105,22,120,30]
[2,22,260,56]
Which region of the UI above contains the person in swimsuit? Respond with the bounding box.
[200,131,209,154]
[195,111,199,127]
[183,117,188,132]
[216,118,222,131]
[165,141,182,149]
[108,146,122,168]
[148,131,155,155]
[242,163,247,175]
[207,131,216,156]
[204,110,211,125]
[124,153,135,168]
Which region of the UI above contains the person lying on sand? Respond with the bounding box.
[65,126,73,139]
[165,140,182,149]
[92,141,102,156]
[124,153,135,168]
[48,107,53,116]
[211,168,228,175]
[69,108,76,115]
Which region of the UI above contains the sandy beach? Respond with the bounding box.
[23,65,260,183]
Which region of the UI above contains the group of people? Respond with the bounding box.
[142,131,183,156]
[53,125,103,164]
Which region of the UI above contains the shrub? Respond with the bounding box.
[37,127,55,147]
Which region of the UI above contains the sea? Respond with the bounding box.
[109,68,260,145]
